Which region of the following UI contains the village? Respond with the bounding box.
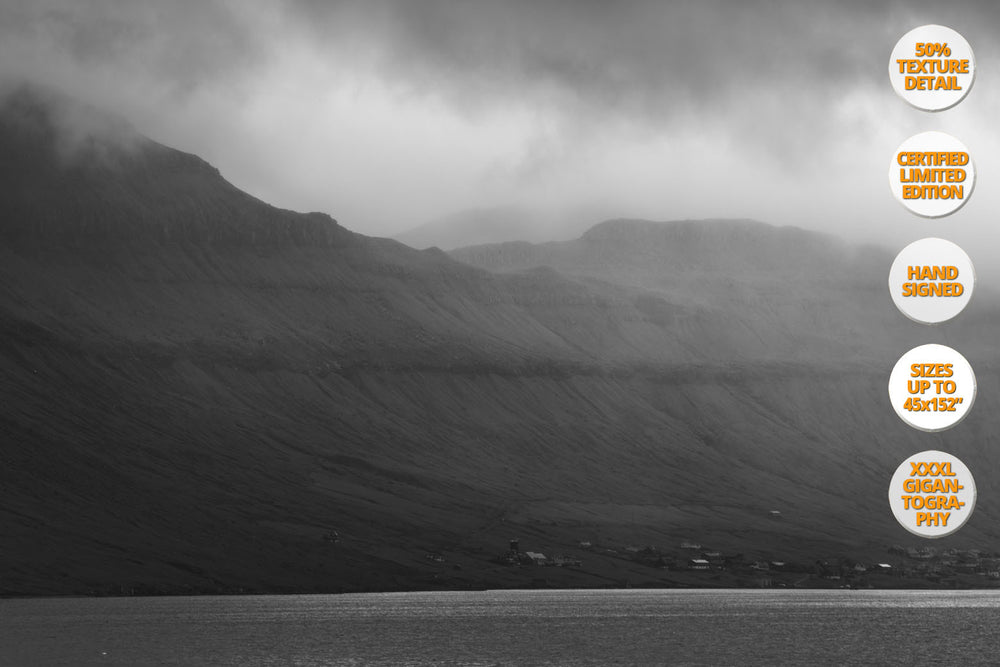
[478,537,1000,589]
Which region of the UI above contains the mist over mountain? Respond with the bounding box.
[393,205,596,251]
[4,86,1000,596]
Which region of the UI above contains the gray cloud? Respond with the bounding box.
[5,1,998,125]
[290,1,878,124]
[276,0,993,169]
[0,0,262,96]
[2,1,992,157]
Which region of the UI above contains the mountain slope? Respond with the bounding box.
[393,206,594,251]
[3,86,1000,595]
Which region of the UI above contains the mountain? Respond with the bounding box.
[3,85,1000,596]
[393,205,594,250]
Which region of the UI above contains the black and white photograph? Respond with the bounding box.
[5,1,1000,664]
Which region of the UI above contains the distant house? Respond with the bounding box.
[688,559,710,570]
[578,541,593,549]
[876,563,893,572]
[524,551,548,565]
[768,511,782,519]
[680,541,701,550]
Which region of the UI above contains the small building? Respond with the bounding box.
[680,541,701,550]
[688,559,710,570]
[524,551,548,565]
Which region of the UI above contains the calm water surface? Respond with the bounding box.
[2,589,999,665]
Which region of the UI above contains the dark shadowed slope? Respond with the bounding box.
[4,86,1000,596]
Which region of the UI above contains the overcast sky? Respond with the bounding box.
[3,0,1000,258]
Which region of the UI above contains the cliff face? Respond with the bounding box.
[3,87,1000,595]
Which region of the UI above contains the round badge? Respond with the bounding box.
[889,25,975,111]
[888,238,975,324]
[888,344,976,432]
[888,131,974,218]
[888,450,976,538]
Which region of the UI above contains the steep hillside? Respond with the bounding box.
[3,86,1000,595]
[394,206,593,251]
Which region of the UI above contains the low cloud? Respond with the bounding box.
[3,0,1000,249]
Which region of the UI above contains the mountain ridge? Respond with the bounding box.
[394,205,597,251]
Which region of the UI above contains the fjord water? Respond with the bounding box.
[3,589,1000,665]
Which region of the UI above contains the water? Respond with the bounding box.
[3,589,1000,665]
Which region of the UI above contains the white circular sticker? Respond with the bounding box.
[888,344,976,432]
[889,25,975,111]
[888,450,976,538]
[888,238,975,324]
[888,132,975,218]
